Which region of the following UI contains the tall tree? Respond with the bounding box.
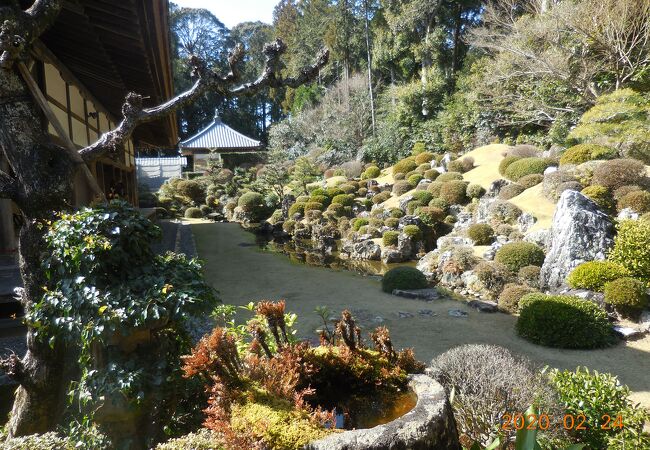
[0,0,328,437]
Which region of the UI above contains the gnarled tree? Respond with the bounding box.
[0,0,328,437]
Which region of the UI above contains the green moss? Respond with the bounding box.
[288,202,306,217]
[499,155,521,176]
[424,169,440,181]
[567,261,631,292]
[304,202,324,212]
[384,217,400,229]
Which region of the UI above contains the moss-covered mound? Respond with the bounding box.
[382,266,428,293]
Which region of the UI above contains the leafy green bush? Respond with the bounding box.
[467,223,494,245]
[352,218,369,231]
[609,220,650,281]
[402,224,422,240]
[304,202,323,212]
[331,194,354,207]
[424,169,440,180]
[437,171,463,182]
[408,173,423,186]
[411,142,426,156]
[617,190,650,213]
[498,283,536,313]
[567,261,631,292]
[176,179,207,205]
[390,208,404,218]
[504,157,553,181]
[559,144,617,165]
[185,207,203,218]
[440,180,469,205]
[487,200,522,224]
[2,432,74,450]
[495,242,545,272]
[474,261,512,297]
[517,265,541,288]
[499,155,521,176]
[415,151,434,165]
[393,158,418,175]
[361,165,381,179]
[549,367,650,450]
[498,183,525,200]
[382,231,399,247]
[592,158,647,190]
[581,185,615,212]
[371,191,391,204]
[517,294,613,349]
[412,190,434,205]
[603,277,648,312]
[283,220,296,233]
[381,266,428,293]
[238,192,265,212]
[428,197,449,211]
[288,202,306,217]
[384,217,399,229]
[518,173,544,189]
[466,184,485,199]
[392,181,413,195]
[416,206,445,226]
[156,429,223,450]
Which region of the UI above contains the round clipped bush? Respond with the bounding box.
[389,208,404,218]
[580,185,614,212]
[424,169,440,181]
[415,151,434,165]
[402,224,422,240]
[415,163,430,174]
[567,261,631,292]
[488,200,523,224]
[467,223,494,245]
[381,266,428,293]
[518,173,544,189]
[495,242,545,273]
[412,190,434,205]
[393,158,418,175]
[592,158,646,190]
[474,261,512,297]
[517,265,541,288]
[393,172,405,181]
[352,218,369,231]
[440,180,469,205]
[331,194,354,207]
[499,155,521,176]
[427,181,443,198]
[437,171,463,182]
[339,183,357,194]
[466,184,485,199]
[416,206,445,226]
[408,173,423,186]
[618,190,650,213]
[309,194,329,207]
[384,217,399,229]
[288,202,306,217]
[371,191,391,205]
[392,181,412,196]
[613,184,641,201]
[326,203,346,217]
[362,165,381,179]
[559,144,616,166]
[304,201,323,212]
[504,157,553,181]
[184,207,202,218]
[498,183,525,200]
[382,230,399,247]
[498,283,536,313]
[517,294,613,349]
[603,277,648,312]
[238,192,264,212]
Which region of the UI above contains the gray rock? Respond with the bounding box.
[398,311,414,319]
[468,300,498,313]
[475,197,496,222]
[437,236,472,248]
[482,242,503,261]
[399,195,414,212]
[392,288,440,301]
[397,233,416,259]
[305,375,460,450]
[613,326,645,341]
[540,191,615,291]
[617,208,640,221]
[487,179,509,198]
[441,153,453,171]
[281,194,296,219]
[448,205,464,217]
[639,311,650,332]
[524,229,550,249]
[518,213,537,232]
[342,239,381,260]
[544,166,558,175]
[416,251,439,281]
[399,215,422,227]
[448,309,468,318]
[418,309,436,316]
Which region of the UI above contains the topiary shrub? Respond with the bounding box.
[416,206,445,226]
[467,223,494,245]
[440,180,469,205]
[361,165,381,179]
[567,261,631,292]
[389,208,404,218]
[499,155,521,176]
[498,283,537,313]
[393,158,418,175]
[384,217,399,229]
[411,190,434,205]
[352,218,369,231]
[591,158,647,190]
[371,191,391,205]
[542,169,579,201]
[609,219,650,281]
[185,207,203,218]
[415,151,434,165]
[495,242,545,273]
[408,173,423,186]
[392,181,413,195]
[559,144,617,166]
[603,277,648,314]
[581,185,614,212]
[331,194,354,206]
[612,184,641,201]
[474,261,512,297]
[402,224,422,240]
[517,265,541,288]
[518,173,544,189]
[498,183,525,200]
[504,157,553,181]
[487,200,522,224]
[288,202,306,217]
[393,172,405,181]
[304,201,323,212]
[517,294,613,349]
[382,230,399,247]
[466,184,485,199]
[238,192,264,212]
[617,190,650,213]
[437,171,463,182]
[381,266,428,293]
[424,169,440,181]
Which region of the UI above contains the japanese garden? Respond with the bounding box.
[0,0,650,449]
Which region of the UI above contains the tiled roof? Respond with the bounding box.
[180,113,261,150]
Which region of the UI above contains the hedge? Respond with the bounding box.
[495,242,545,272]
[382,266,428,293]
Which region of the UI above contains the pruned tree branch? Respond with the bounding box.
[79,39,329,162]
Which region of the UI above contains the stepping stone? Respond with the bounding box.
[468,300,498,313]
[613,326,645,341]
[417,309,436,317]
[392,288,440,301]
[448,309,468,318]
[397,311,414,319]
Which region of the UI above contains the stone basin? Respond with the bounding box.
[304,374,460,450]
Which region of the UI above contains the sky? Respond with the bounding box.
[173,0,278,29]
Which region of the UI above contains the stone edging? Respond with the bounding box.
[304,374,460,450]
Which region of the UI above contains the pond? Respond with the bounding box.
[192,221,650,409]
[328,390,418,430]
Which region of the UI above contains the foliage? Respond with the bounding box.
[497,283,536,314]
[467,224,494,245]
[518,174,544,189]
[498,183,525,200]
[382,231,399,247]
[549,367,650,450]
[381,266,428,293]
[290,157,321,195]
[416,207,445,227]
[518,266,541,289]
[609,220,650,281]
[542,169,580,202]
[238,192,265,212]
[437,172,463,182]
[499,156,520,176]
[393,158,418,175]
[495,242,545,273]
[440,181,469,205]
[288,202,306,218]
[567,261,631,292]
[487,200,522,224]
[617,190,650,213]
[414,152,434,165]
[362,166,381,180]
[352,218,369,231]
[304,202,323,212]
[504,158,553,182]
[1,432,74,450]
[466,184,485,199]
[402,225,422,241]
[392,181,412,195]
[603,277,648,312]
[517,294,613,349]
[591,158,647,191]
[407,173,423,186]
[331,194,354,207]
[155,429,223,450]
[185,207,203,219]
[559,144,617,166]
[580,185,615,213]
[474,261,512,298]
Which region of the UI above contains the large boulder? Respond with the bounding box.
[540,190,615,291]
[342,239,381,261]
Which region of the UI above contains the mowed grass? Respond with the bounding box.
[462,144,511,189]
[509,184,556,231]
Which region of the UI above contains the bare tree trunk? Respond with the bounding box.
[363,0,376,135]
